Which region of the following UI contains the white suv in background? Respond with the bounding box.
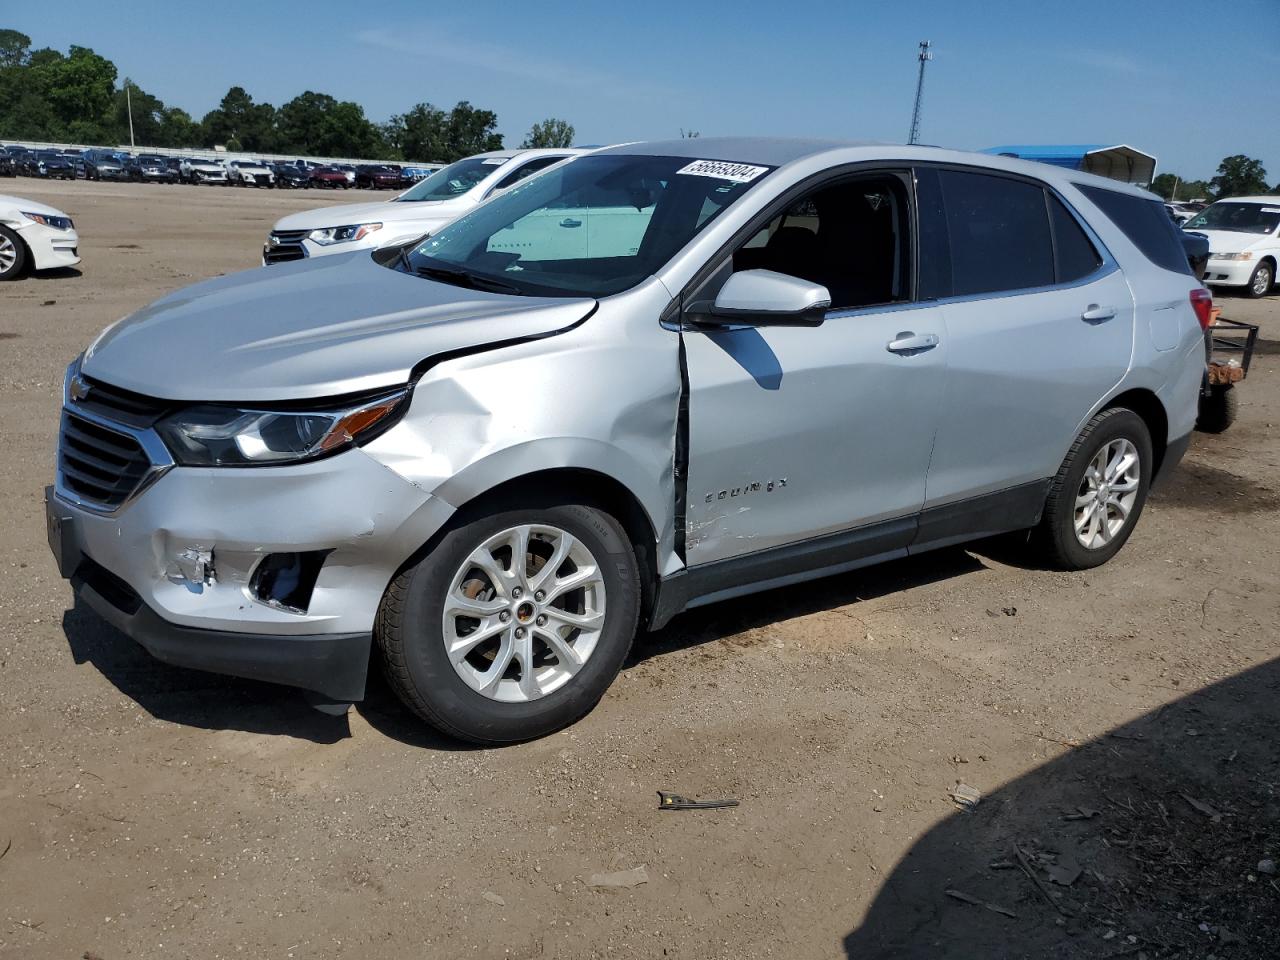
[263,148,586,264]
[1184,197,1280,298]
[226,160,276,188]
[180,157,229,185]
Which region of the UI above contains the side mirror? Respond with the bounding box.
[693,269,830,328]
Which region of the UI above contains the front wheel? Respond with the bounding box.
[1035,408,1152,570]
[1246,261,1274,299]
[0,225,28,280]
[376,501,641,744]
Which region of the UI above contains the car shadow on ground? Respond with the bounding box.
[60,546,1005,747]
[841,656,1280,959]
[29,267,83,280]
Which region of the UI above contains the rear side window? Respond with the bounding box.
[1076,184,1190,276]
[1048,196,1103,283]
[938,170,1054,296]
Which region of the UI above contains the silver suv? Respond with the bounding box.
[46,139,1209,743]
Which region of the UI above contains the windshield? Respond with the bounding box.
[1186,202,1280,236]
[397,157,505,202]
[401,153,772,298]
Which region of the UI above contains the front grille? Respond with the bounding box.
[59,412,153,509]
[265,230,308,264]
[254,174,271,185]
[76,376,173,428]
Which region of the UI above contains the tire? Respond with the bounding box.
[1034,407,1153,570]
[0,225,29,281]
[1246,261,1274,299]
[376,499,641,744]
[1196,384,1238,434]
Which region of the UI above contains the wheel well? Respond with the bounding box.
[448,468,660,623]
[1104,388,1169,474]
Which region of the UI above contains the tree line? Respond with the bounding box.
[1152,155,1278,202]
[0,28,575,161]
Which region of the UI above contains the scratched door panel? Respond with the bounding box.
[682,306,946,565]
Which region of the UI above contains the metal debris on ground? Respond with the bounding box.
[657,791,739,811]
[949,782,982,811]
[586,866,649,888]
[945,888,1017,919]
[1045,856,1083,887]
[1062,806,1100,821]
[1180,793,1223,822]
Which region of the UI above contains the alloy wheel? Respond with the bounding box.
[441,524,607,703]
[0,232,16,273]
[1252,265,1272,297]
[1074,438,1140,549]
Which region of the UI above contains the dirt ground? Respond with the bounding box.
[1,179,1277,960]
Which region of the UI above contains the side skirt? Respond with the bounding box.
[648,479,1049,630]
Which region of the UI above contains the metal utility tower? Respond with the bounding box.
[908,40,932,145]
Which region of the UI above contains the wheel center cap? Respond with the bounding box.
[515,601,536,623]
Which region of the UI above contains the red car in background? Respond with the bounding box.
[310,166,351,189]
[356,164,406,190]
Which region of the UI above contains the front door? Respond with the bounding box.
[682,173,945,565]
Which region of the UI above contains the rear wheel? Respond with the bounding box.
[1035,408,1152,570]
[1196,384,1238,433]
[0,225,28,280]
[377,501,640,744]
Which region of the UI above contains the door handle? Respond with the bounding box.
[886,332,939,354]
[1081,304,1117,323]
[559,218,583,228]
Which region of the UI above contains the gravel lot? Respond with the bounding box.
[2,179,1278,959]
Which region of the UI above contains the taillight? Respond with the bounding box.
[1190,288,1214,331]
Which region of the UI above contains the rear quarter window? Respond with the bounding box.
[1076,184,1191,276]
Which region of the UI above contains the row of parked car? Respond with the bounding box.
[0,144,440,190]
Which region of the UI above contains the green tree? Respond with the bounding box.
[201,86,277,152]
[1151,173,1212,202]
[384,102,448,161]
[40,46,117,136]
[0,28,31,68]
[1209,155,1269,199]
[276,91,386,156]
[444,101,503,161]
[521,117,574,149]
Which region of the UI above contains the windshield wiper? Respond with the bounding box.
[413,263,523,295]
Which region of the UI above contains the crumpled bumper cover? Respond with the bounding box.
[70,550,371,701]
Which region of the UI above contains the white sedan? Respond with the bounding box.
[1185,197,1280,298]
[0,195,80,280]
[263,148,586,264]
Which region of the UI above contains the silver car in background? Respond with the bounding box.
[47,138,1208,743]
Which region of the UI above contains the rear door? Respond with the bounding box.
[916,166,1135,509]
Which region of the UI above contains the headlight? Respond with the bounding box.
[309,223,382,245]
[22,211,74,230]
[1212,251,1253,261]
[156,389,408,466]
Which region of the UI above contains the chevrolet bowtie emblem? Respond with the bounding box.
[69,374,91,402]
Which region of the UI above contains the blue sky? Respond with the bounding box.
[9,0,1278,181]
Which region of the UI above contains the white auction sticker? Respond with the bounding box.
[676,159,769,183]
[482,158,507,165]
[1262,207,1280,214]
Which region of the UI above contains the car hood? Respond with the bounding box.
[81,252,595,402]
[273,198,459,232]
[0,194,70,219]
[187,161,224,170]
[1193,229,1276,253]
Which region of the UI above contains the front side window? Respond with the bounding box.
[1185,201,1280,236]
[730,175,911,310]
[397,157,502,202]
[939,170,1055,296]
[402,154,770,298]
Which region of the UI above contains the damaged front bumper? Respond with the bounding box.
[45,441,455,701]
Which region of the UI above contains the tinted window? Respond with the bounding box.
[939,170,1054,296]
[494,156,564,191]
[1049,196,1102,283]
[1077,184,1190,275]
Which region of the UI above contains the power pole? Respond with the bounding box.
[125,79,136,149]
[908,40,932,145]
